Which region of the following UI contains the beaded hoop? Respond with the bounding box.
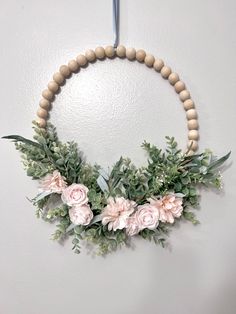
[3,45,230,256]
[36,45,199,155]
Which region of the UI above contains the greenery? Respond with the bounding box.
[3,122,230,255]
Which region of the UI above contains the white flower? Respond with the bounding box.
[149,194,183,224]
[61,183,89,206]
[69,204,93,226]
[136,203,160,230]
[101,197,137,231]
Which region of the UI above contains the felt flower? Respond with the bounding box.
[136,204,160,230]
[101,197,137,231]
[126,213,140,236]
[40,170,67,194]
[69,204,93,226]
[61,183,89,206]
[149,194,183,224]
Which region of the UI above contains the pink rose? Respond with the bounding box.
[101,197,137,231]
[69,204,93,226]
[136,204,159,230]
[149,194,183,224]
[126,213,140,236]
[40,170,67,193]
[61,183,89,206]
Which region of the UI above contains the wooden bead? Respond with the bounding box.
[184,99,195,110]
[188,140,198,151]
[174,81,185,93]
[36,118,47,128]
[105,46,115,58]
[68,60,79,72]
[48,81,59,93]
[37,108,48,119]
[168,73,179,85]
[95,47,105,59]
[188,119,199,130]
[53,72,65,85]
[39,98,50,110]
[116,45,126,58]
[85,49,96,62]
[153,58,164,72]
[76,54,87,67]
[188,130,199,140]
[179,90,191,102]
[161,66,171,79]
[42,89,54,101]
[186,150,195,156]
[144,54,155,67]
[59,65,70,78]
[186,109,198,120]
[136,49,146,62]
[126,47,136,60]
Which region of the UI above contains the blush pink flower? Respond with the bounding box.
[126,213,140,236]
[149,194,183,224]
[40,170,67,193]
[61,183,89,206]
[69,204,93,226]
[136,204,160,230]
[101,197,137,231]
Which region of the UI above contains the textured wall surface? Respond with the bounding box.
[0,0,236,313]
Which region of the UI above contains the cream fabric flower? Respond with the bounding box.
[149,194,183,224]
[69,204,93,226]
[61,183,89,206]
[136,204,159,230]
[101,197,137,231]
[40,170,67,193]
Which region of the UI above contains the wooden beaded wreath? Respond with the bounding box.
[36,45,199,155]
[3,45,230,255]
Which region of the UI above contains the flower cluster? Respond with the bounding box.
[41,170,184,236]
[41,171,93,226]
[3,123,230,255]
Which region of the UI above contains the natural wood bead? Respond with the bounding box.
[105,46,115,58]
[188,119,199,130]
[144,54,155,67]
[179,90,191,102]
[186,109,198,120]
[37,108,48,119]
[168,73,179,85]
[53,72,65,85]
[188,140,198,151]
[126,47,136,60]
[186,150,195,156]
[59,65,71,78]
[42,89,54,101]
[184,99,195,110]
[174,81,185,93]
[188,130,199,140]
[136,49,146,62]
[153,58,164,72]
[85,49,96,62]
[76,54,87,67]
[39,98,50,110]
[36,118,47,128]
[48,81,59,93]
[95,47,105,59]
[161,66,171,79]
[68,60,79,72]
[116,45,126,58]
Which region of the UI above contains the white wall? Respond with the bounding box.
[0,0,236,313]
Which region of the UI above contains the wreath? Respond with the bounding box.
[3,45,230,255]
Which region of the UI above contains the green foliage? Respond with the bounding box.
[3,123,230,255]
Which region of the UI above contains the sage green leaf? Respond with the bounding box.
[2,135,43,149]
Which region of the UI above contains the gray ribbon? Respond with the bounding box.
[113,0,119,48]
